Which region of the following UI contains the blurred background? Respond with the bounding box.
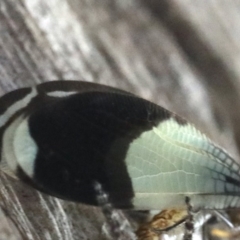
[0,0,240,239]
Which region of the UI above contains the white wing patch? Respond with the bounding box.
[47,91,77,97]
[0,88,37,128]
[1,116,37,178]
[2,116,23,174]
[125,118,240,210]
[13,118,37,177]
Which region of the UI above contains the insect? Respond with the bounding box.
[0,80,240,239]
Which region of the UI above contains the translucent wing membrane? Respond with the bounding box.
[126,119,240,210]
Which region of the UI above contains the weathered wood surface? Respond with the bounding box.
[0,0,240,239]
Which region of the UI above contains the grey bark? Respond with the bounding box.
[0,0,240,239]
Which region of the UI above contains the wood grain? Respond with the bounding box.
[0,0,240,239]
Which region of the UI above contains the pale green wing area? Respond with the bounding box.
[125,118,240,210]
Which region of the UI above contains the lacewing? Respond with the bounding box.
[0,80,240,212]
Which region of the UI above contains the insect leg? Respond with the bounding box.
[93,181,136,240]
[183,197,194,240]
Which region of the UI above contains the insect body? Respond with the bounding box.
[0,80,240,214]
